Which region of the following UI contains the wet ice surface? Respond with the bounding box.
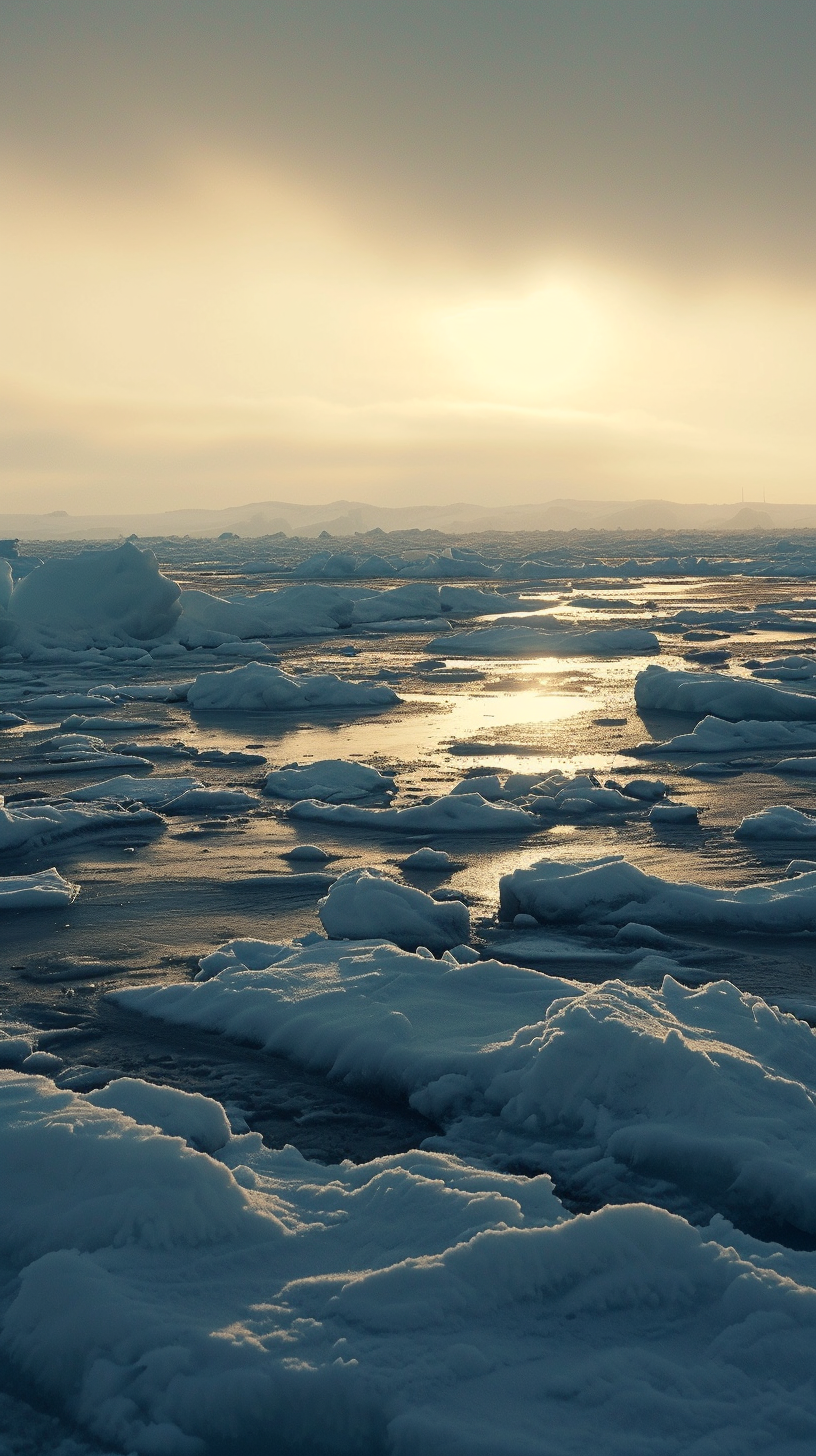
[5,575,816,1141]
[6,568,816,1451]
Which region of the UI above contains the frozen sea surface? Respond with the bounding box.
[4,552,816,1451]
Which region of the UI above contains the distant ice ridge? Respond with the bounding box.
[635,664,816,720]
[10,1073,815,1454]
[115,937,816,1244]
[499,855,816,934]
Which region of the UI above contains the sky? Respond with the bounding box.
[0,0,814,515]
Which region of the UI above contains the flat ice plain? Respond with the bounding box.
[4,530,816,1454]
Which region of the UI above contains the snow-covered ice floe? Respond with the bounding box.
[0,868,78,910]
[735,806,816,842]
[264,758,395,802]
[115,938,816,1239]
[427,624,659,657]
[10,1068,816,1455]
[185,662,400,712]
[288,792,537,834]
[68,775,203,806]
[0,798,162,853]
[637,714,816,754]
[499,855,816,934]
[635,664,816,720]
[318,868,470,952]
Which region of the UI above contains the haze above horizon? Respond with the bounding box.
[1,2,814,514]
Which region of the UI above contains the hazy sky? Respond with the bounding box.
[1,1,814,513]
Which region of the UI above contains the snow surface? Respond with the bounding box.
[318,868,470,952]
[185,662,400,712]
[87,1078,232,1153]
[500,855,816,934]
[635,664,816,720]
[115,938,816,1244]
[5,1067,816,1453]
[264,758,395,802]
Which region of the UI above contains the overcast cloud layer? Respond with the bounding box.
[1,1,814,513]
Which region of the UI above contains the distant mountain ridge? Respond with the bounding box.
[0,497,808,540]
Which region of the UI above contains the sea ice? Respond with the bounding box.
[318,868,470,953]
[68,775,203,806]
[5,542,181,646]
[499,855,816,933]
[185,662,400,712]
[635,664,816,720]
[735,805,816,841]
[0,868,78,910]
[87,1078,232,1154]
[288,792,538,834]
[0,799,162,853]
[264,759,395,802]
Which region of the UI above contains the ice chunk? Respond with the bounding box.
[319,868,470,953]
[162,787,260,814]
[620,777,667,800]
[264,759,395,802]
[500,855,816,933]
[0,801,161,853]
[638,716,816,755]
[450,774,504,799]
[88,1078,231,1153]
[186,661,400,711]
[773,757,816,774]
[0,868,78,911]
[649,802,699,824]
[281,844,331,862]
[288,792,537,834]
[735,805,816,841]
[7,542,181,643]
[636,664,816,720]
[401,848,452,870]
[68,774,203,806]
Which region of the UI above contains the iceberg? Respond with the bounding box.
[6,542,181,646]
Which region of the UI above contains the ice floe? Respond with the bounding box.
[735,806,816,842]
[185,662,400,711]
[264,759,395,802]
[0,798,162,853]
[318,868,470,952]
[288,792,538,834]
[636,664,816,720]
[638,715,816,754]
[0,868,78,910]
[499,856,816,933]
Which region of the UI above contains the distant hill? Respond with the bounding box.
[1,496,813,540]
